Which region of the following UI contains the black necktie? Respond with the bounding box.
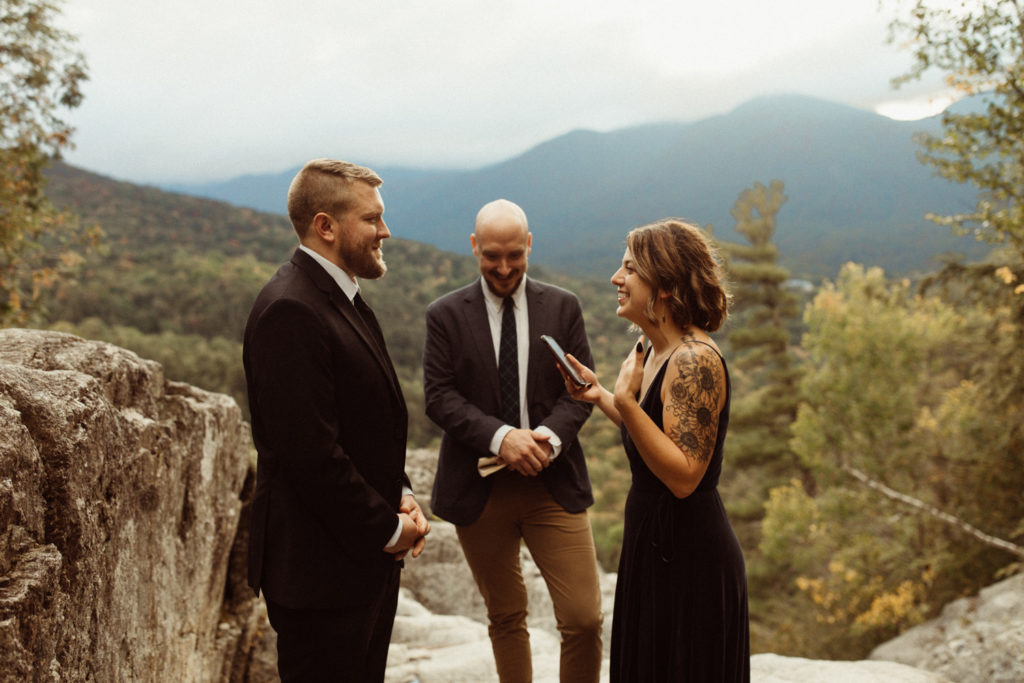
[499,296,520,426]
[354,292,385,349]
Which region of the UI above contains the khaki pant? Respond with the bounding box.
[456,472,604,683]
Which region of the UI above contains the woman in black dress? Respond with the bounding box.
[562,219,749,682]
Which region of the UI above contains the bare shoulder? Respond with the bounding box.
[661,339,726,463]
[666,339,725,392]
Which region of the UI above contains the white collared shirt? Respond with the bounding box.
[479,276,562,459]
[297,244,412,549]
[298,244,359,303]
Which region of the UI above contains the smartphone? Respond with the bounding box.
[540,335,592,389]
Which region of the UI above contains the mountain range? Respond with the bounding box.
[164,94,987,280]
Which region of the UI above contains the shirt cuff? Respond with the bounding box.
[534,425,562,459]
[383,488,416,550]
[489,424,515,456]
[383,517,403,550]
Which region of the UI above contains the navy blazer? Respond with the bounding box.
[243,248,409,609]
[424,277,595,525]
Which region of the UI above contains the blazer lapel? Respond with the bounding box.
[291,250,404,408]
[462,280,501,406]
[524,278,546,402]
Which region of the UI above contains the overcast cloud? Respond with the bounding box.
[58,0,951,184]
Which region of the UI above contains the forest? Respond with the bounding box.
[3,0,1022,662]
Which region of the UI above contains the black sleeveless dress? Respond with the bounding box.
[610,341,750,682]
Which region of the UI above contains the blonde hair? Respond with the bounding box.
[286,158,382,237]
[626,219,729,332]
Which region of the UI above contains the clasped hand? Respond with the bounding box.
[387,493,431,561]
[498,428,552,476]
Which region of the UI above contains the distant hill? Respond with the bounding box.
[164,94,986,280]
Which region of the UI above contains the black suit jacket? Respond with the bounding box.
[424,277,595,526]
[243,248,409,609]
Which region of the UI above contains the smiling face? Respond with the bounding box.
[328,181,390,280]
[471,201,531,298]
[611,247,656,326]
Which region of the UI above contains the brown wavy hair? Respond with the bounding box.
[626,219,729,332]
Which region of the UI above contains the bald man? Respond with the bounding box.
[423,200,603,682]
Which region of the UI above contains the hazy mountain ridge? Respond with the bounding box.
[163,94,985,279]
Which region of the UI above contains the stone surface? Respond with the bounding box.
[751,653,952,682]
[0,329,254,682]
[870,572,1024,683]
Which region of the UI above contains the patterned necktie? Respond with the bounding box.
[498,296,520,426]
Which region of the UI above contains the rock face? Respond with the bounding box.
[870,572,1024,683]
[0,329,255,682]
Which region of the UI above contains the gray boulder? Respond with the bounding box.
[870,572,1024,683]
[0,329,256,681]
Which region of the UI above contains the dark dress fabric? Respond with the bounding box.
[610,341,750,682]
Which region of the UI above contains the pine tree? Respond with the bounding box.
[721,181,806,522]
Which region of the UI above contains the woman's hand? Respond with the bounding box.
[613,336,645,409]
[560,353,602,403]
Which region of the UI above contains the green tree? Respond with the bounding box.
[890,0,1024,255]
[1,0,94,325]
[722,180,805,504]
[719,180,809,652]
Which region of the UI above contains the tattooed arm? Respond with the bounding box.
[616,341,725,498]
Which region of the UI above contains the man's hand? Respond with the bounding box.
[385,513,422,561]
[499,429,552,476]
[400,494,430,559]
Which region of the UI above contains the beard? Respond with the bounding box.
[341,242,387,280]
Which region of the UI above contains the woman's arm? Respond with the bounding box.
[615,342,725,498]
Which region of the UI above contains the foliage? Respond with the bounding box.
[718,181,810,652]
[0,0,96,325]
[890,0,1024,256]
[720,181,805,511]
[760,263,1024,657]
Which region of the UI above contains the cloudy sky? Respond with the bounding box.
[58,0,953,184]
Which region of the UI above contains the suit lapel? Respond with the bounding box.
[290,250,404,409]
[462,280,501,405]
[524,279,545,402]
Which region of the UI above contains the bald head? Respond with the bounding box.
[474,199,529,239]
[471,199,532,297]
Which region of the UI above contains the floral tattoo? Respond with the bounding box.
[665,342,723,464]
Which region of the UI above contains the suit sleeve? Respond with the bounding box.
[423,300,506,454]
[247,297,398,555]
[536,293,595,442]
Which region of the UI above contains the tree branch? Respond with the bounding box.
[840,463,1024,559]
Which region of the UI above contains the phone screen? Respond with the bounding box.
[540,335,591,388]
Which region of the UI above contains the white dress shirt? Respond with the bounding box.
[479,276,562,459]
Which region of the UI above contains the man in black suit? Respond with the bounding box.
[243,158,429,682]
[423,199,603,682]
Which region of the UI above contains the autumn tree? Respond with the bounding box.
[890,0,1024,571]
[761,264,1024,657]
[1,0,95,325]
